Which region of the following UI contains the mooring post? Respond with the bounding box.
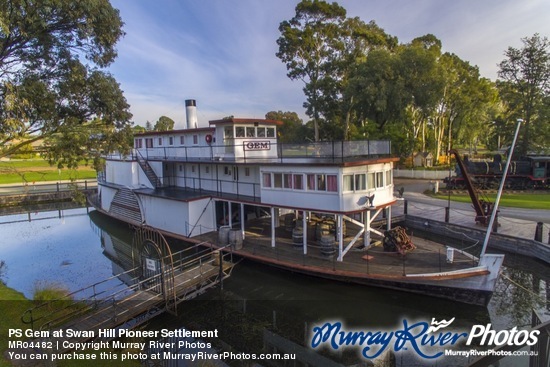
[404,199,408,215]
[534,222,543,242]
[218,250,223,290]
[492,211,499,233]
[445,207,450,223]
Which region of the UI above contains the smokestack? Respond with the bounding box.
[185,99,198,129]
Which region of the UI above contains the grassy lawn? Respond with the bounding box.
[0,159,96,184]
[432,192,550,210]
[0,283,138,367]
[0,283,32,367]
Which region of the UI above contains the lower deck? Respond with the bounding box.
[187,216,481,279]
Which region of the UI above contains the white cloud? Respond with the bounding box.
[109,0,550,126]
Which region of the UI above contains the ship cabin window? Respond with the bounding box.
[326,175,337,192]
[146,138,153,148]
[180,136,185,145]
[158,138,163,146]
[307,174,315,190]
[246,127,255,137]
[245,167,250,176]
[265,172,333,192]
[367,172,375,189]
[205,166,210,174]
[376,172,384,188]
[224,126,233,138]
[191,165,195,173]
[294,174,303,190]
[386,170,392,187]
[193,135,198,144]
[343,173,366,192]
[263,173,271,188]
[179,165,183,172]
[257,127,266,137]
[169,137,174,145]
[134,138,143,149]
[224,166,230,175]
[306,174,337,192]
[236,127,245,138]
[317,174,326,191]
[273,173,283,188]
[284,174,292,189]
[266,127,275,138]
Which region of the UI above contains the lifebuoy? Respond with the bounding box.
[205,134,213,144]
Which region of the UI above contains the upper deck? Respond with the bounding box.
[104,117,398,213]
[129,117,392,166]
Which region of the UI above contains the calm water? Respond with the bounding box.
[1,205,548,366]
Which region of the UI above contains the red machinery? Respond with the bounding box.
[449,149,493,226]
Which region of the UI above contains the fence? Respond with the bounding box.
[0,180,97,196]
[393,168,454,180]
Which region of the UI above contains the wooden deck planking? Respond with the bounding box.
[189,216,479,278]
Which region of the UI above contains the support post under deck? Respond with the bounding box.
[240,203,245,240]
[364,210,371,247]
[228,202,233,229]
[337,214,343,261]
[302,211,307,254]
[270,207,275,248]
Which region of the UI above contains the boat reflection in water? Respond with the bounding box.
[90,209,506,366]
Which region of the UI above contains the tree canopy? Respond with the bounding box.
[276,0,548,162]
[0,0,132,168]
[497,34,550,156]
[154,116,175,131]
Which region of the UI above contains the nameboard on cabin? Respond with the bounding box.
[244,141,270,151]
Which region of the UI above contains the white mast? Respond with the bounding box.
[479,119,522,261]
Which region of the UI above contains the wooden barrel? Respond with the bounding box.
[319,234,336,256]
[218,226,230,245]
[316,221,332,240]
[284,213,295,232]
[229,229,243,250]
[292,227,303,247]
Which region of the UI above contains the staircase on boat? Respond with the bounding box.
[136,152,162,188]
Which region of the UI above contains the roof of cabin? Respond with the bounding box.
[209,117,283,126]
[134,127,214,137]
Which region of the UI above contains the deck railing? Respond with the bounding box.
[20,244,233,331]
[105,139,392,164]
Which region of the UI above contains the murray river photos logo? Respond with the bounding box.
[310,318,540,360]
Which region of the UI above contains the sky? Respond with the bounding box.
[108,0,550,129]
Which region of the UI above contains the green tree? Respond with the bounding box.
[276,0,346,141]
[153,115,175,131]
[498,34,550,156]
[316,18,397,140]
[133,125,147,134]
[0,0,131,163]
[265,111,305,143]
[431,53,498,160]
[145,120,153,131]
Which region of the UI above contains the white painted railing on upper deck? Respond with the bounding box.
[105,139,392,163]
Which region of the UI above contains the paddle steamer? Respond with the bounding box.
[92,100,503,306]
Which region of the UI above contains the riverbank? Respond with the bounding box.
[0,180,97,208]
[0,282,138,367]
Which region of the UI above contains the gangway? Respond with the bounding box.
[7,233,234,362]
